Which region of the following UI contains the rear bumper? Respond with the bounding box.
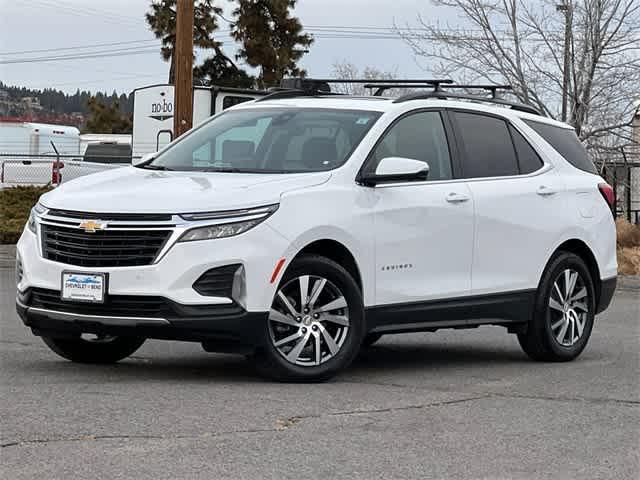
[16,291,269,353]
[596,276,617,315]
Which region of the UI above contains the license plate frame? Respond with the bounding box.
[60,271,107,304]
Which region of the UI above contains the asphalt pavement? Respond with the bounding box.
[1,258,638,479]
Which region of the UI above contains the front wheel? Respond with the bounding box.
[42,334,145,364]
[518,252,596,362]
[255,255,365,382]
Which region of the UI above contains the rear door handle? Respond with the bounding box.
[537,185,558,196]
[446,192,470,203]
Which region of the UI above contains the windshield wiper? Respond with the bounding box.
[201,167,258,173]
[140,164,174,171]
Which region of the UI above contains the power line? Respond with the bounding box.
[28,0,144,28]
[0,39,159,56]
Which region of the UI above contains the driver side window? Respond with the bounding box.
[370,111,452,181]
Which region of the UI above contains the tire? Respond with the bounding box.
[518,252,596,362]
[362,332,384,347]
[42,335,145,364]
[255,255,365,382]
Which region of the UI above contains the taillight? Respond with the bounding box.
[51,161,64,185]
[598,183,615,213]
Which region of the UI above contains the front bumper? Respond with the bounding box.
[16,290,269,352]
[17,217,290,312]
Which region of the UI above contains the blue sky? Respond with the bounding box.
[0,0,462,94]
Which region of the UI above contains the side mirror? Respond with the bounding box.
[132,152,155,167]
[360,157,429,186]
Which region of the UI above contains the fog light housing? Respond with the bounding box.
[231,265,247,308]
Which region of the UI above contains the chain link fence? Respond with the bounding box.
[599,150,640,224]
[1,153,137,188]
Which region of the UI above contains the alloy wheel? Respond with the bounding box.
[548,269,590,347]
[268,275,350,366]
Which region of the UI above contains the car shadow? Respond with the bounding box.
[350,341,529,376]
[17,338,531,384]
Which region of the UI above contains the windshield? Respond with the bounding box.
[148,108,382,173]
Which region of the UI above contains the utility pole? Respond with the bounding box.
[556,1,573,123]
[173,0,194,138]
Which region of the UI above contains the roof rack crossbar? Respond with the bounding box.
[363,83,457,96]
[441,84,512,99]
[393,91,541,115]
[303,78,454,85]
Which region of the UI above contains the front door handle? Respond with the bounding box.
[537,185,558,196]
[446,192,470,203]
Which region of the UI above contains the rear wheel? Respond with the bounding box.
[518,252,596,362]
[42,334,145,364]
[256,255,364,382]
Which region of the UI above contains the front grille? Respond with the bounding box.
[29,288,168,317]
[41,224,170,267]
[193,264,240,297]
[46,209,172,222]
[25,288,244,318]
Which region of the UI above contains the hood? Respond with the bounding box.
[41,166,331,213]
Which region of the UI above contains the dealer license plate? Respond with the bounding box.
[61,272,106,303]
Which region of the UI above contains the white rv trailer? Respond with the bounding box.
[131,84,268,158]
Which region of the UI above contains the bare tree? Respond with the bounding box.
[331,60,409,96]
[396,0,640,156]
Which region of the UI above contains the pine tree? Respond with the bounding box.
[231,0,313,88]
[146,0,229,83]
[193,55,255,88]
[84,97,132,134]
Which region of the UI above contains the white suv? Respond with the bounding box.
[16,80,617,381]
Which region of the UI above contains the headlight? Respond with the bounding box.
[27,202,46,234]
[179,218,264,242]
[27,210,37,234]
[178,204,278,242]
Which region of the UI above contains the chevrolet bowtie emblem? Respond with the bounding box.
[78,220,107,233]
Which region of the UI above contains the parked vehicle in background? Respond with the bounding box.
[132,84,266,158]
[79,133,131,156]
[1,126,132,188]
[0,122,80,187]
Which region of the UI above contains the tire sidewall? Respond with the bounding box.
[259,255,365,381]
[535,253,596,359]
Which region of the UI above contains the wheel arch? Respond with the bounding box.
[292,239,363,292]
[546,238,602,304]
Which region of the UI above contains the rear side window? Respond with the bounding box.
[509,126,544,174]
[453,112,519,178]
[524,120,596,174]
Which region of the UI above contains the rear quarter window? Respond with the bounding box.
[524,120,596,174]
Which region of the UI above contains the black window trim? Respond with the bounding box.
[446,108,551,182]
[356,107,463,186]
[507,123,544,175]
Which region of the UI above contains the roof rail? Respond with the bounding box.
[393,90,541,115]
[257,77,454,102]
[441,84,512,99]
[256,77,541,116]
